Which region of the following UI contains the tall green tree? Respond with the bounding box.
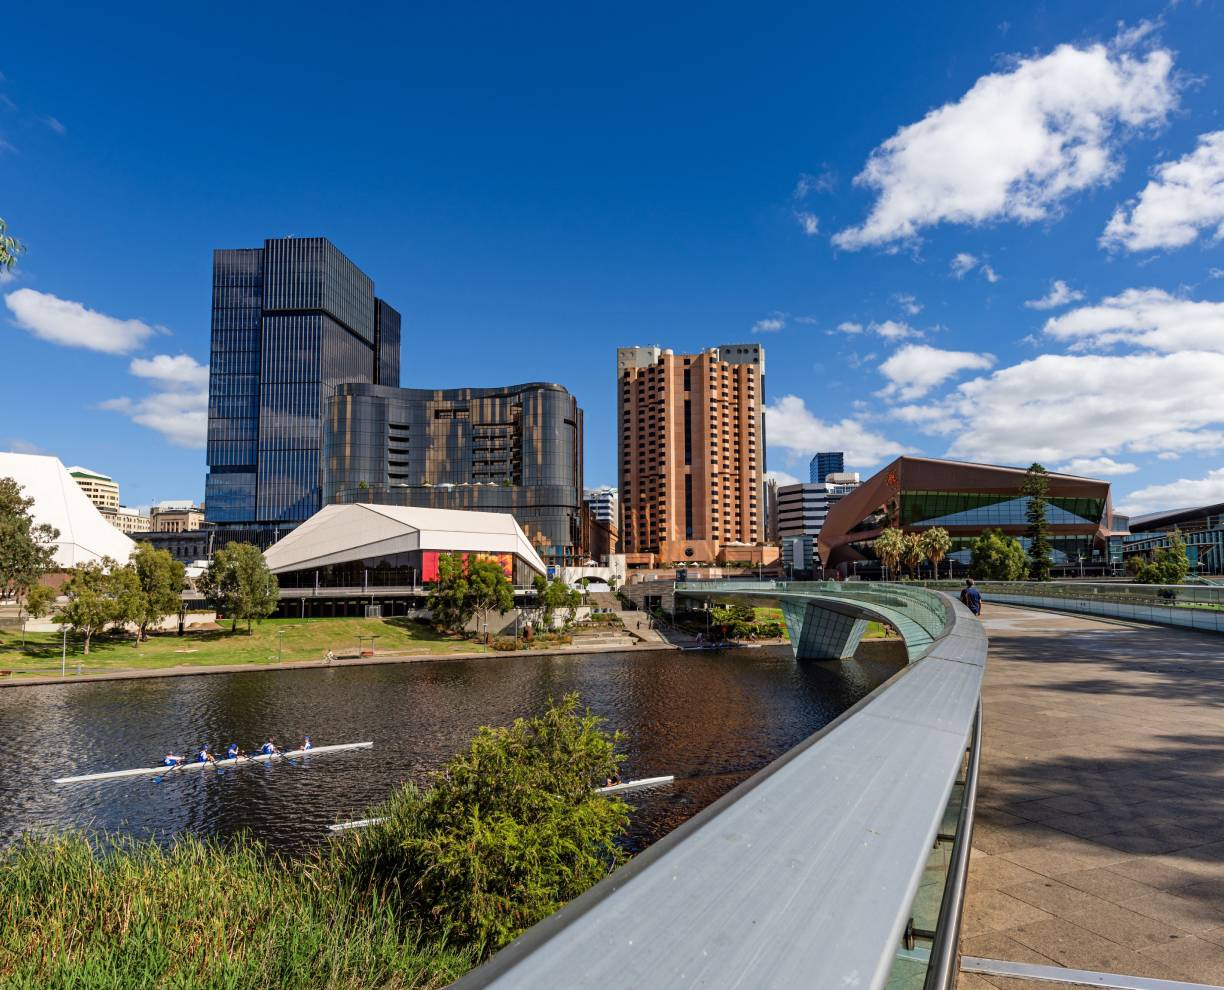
[57,559,121,654]
[0,477,60,614]
[198,542,279,634]
[532,574,581,630]
[969,529,1028,580]
[130,543,187,642]
[903,531,925,578]
[0,218,23,271]
[873,527,906,579]
[427,552,475,634]
[1022,463,1053,581]
[921,527,953,580]
[1131,529,1190,585]
[468,557,515,642]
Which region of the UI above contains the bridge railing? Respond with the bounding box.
[455,586,986,990]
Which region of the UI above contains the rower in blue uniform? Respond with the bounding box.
[260,738,279,756]
[226,743,242,761]
[197,745,216,764]
[163,752,185,767]
[302,735,313,751]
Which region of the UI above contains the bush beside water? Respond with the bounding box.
[0,695,628,989]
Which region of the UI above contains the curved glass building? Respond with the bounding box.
[324,382,583,566]
[818,456,1115,575]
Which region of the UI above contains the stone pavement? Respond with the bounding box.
[959,604,1224,989]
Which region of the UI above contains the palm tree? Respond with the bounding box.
[0,218,24,270]
[921,527,953,580]
[873,527,906,581]
[903,532,925,579]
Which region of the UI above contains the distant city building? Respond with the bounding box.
[764,477,780,543]
[809,452,845,484]
[323,382,584,566]
[0,453,135,567]
[818,457,1114,576]
[617,344,765,565]
[151,501,205,533]
[203,236,400,545]
[776,475,861,576]
[109,505,152,534]
[582,488,619,564]
[1123,502,1224,575]
[133,529,212,565]
[68,466,119,514]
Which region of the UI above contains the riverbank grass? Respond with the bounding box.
[0,616,490,677]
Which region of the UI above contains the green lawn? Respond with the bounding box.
[0,616,490,678]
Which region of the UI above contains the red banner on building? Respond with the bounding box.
[421,551,513,583]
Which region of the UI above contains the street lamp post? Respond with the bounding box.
[61,625,67,678]
[277,628,285,661]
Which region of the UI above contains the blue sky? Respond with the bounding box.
[4,2,1224,516]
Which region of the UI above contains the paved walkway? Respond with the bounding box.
[959,604,1224,988]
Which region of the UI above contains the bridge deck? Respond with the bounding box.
[961,604,1224,988]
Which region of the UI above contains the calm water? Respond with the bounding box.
[0,647,899,855]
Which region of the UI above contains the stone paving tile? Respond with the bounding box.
[996,835,1132,877]
[973,821,1071,856]
[1140,935,1224,984]
[1058,867,1160,904]
[1007,918,1191,980]
[968,852,1045,892]
[1121,888,1224,934]
[1002,878,1186,949]
[961,889,1055,938]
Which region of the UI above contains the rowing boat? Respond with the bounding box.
[53,742,374,785]
[326,775,676,832]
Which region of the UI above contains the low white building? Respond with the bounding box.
[0,452,136,567]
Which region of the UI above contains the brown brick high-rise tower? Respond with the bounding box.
[617,345,765,563]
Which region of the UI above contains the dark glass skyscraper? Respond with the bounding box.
[809,451,845,484]
[204,237,400,541]
[323,382,584,565]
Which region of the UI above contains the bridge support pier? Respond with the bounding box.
[781,601,870,660]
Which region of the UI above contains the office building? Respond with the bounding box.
[809,452,845,484]
[203,236,400,545]
[818,457,1114,575]
[1122,502,1224,575]
[776,474,861,576]
[0,453,135,567]
[617,344,765,565]
[109,506,152,534]
[584,486,618,526]
[151,500,205,533]
[323,382,584,566]
[68,466,120,514]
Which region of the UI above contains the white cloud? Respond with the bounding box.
[1,437,48,455]
[1043,288,1224,353]
[766,394,912,467]
[895,293,923,315]
[833,36,1177,249]
[835,321,864,335]
[43,115,66,135]
[878,344,996,401]
[765,469,802,487]
[895,351,1224,465]
[1025,279,1085,309]
[795,211,820,236]
[950,253,1001,282]
[0,268,16,285]
[1054,456,1139,476]
[1102,130,1224,252]
[872,319,922,341]
[981,264,1001,283]
[1118,467,1224,515]
[793,170,836,199]
[751,317,785,334]
[101,354,209,448]
[4,288,159,354]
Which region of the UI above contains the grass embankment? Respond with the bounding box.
[0,696,625,989]
[0,617,490,678]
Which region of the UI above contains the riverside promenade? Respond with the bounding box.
[960,604,1224,988]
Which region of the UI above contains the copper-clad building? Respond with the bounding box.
[817,456,1115,574]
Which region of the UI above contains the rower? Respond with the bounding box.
[163,752,185,767]
[197,745,216,764]
[302,735,313,751]
[260,738,279,756]
[226,743,242,761]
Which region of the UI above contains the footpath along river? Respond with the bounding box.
[0,645,900,854]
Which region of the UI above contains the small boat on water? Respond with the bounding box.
[326,775,676,832]
[53,742,374,785]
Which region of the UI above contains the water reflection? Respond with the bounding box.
[0,647,900,855]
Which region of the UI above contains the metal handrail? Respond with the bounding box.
[923,698,982,990]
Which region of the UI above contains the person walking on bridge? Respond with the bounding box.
[959,578,982,616]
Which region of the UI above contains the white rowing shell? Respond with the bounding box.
[327,775,676,832]
[53,741,374,784]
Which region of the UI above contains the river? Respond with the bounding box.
[0,646,900,855]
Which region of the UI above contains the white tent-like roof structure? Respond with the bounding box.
[0,452,136,568]
[262,503,547,578]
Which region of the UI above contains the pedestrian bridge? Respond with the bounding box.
[456,582,986,990]
[676,579,952,661]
